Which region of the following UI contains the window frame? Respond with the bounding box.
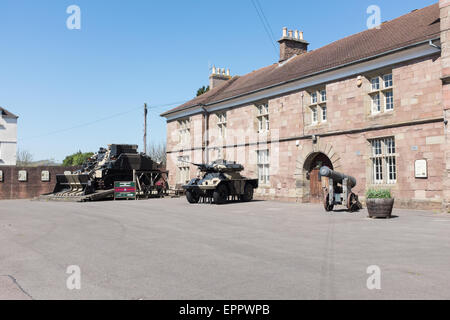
[177,155,191,184]
[369,137,397,185]
[369,73,394,114]
[256,103,270,133]
[217,112,227,138]
[257,149,270,186]
[308,88,327,125]
[178,118,191,145]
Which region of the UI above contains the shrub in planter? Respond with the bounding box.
[366,189,394,219]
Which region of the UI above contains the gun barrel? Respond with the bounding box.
[319,166,356,188]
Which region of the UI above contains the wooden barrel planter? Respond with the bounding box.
[367,198,395,219]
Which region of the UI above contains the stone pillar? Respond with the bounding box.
[440,0,450,212]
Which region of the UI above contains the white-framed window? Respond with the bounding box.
[385,91,394,111]
[257,149,270,185]
[321,105,327,122]
[217,112,227,138]
[311,92,318,104]
[311,106,318,124]
[309,88,327,125]
[320,90,327,103]
[369,73,394,114]
[256,103,269,133]
[178,119,191,145]
[370,137,397,185]
[372,93,381,114]
[383,74,393,88]
[371,77,380,91]
[177,155,190,184]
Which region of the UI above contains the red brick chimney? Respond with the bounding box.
[278,28,309,62]
[209,66,232,89]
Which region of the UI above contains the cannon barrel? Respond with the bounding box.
[319,166,357,188]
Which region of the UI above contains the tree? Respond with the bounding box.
[16,149,34,166]
[147,142,166,167]
[62,151,94,167]
[196,85,210,97]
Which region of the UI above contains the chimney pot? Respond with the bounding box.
[226,69,230,76]
[212,65,216,74]
[278,28,309,62]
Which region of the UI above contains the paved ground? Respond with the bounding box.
[1,198,450,300]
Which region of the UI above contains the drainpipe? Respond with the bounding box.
[201,105,209,164]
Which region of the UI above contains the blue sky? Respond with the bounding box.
[0,0,437,162]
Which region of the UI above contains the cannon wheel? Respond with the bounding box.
[347,193,360,212]
[324,194,334,212]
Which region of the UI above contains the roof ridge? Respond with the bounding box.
[162,3,440,117]
[284,3,439,67]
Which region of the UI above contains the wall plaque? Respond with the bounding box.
[18,170,27,182]
[41,170,50,182]
[415,159,428,178]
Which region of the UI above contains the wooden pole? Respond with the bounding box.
[143,103,148,154]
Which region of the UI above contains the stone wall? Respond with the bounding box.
[0,166,80,200]
[165,52,447,210]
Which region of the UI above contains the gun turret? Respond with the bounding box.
[178,158,244,173]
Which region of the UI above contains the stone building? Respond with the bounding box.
[0,107,18,166]
[161,2,450,211]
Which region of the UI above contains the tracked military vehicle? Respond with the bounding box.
[41,144,168,202]
[182,159,258,204]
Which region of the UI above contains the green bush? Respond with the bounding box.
[62,151,94,166]
[366,189,392,199]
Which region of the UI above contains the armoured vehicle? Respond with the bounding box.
[41,144,168,201]
[320,166,362,212]
[182,159,258,204]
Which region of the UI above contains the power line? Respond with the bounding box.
[250,0,278,58]
[255,0,277,44]
[19,100,188,142]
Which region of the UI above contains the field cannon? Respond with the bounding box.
[319,166,362,212]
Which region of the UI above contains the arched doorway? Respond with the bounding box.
[304,152,333,203]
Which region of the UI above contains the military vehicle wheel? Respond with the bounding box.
[213,184,229,205]
[241,184,254,202]
[186,190,200,204]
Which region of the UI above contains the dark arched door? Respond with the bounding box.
[308,153,333,203]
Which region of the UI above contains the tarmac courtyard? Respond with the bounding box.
[1,198,450,300]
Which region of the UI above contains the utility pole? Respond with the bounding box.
[143,103,148,154]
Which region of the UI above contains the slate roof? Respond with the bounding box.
[161,3,440,117]
[0,107,19,119]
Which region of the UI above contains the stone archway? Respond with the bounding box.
[294,141,342,202]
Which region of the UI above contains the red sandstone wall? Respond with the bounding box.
[165,54,447,209]
[0,166,81,200]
